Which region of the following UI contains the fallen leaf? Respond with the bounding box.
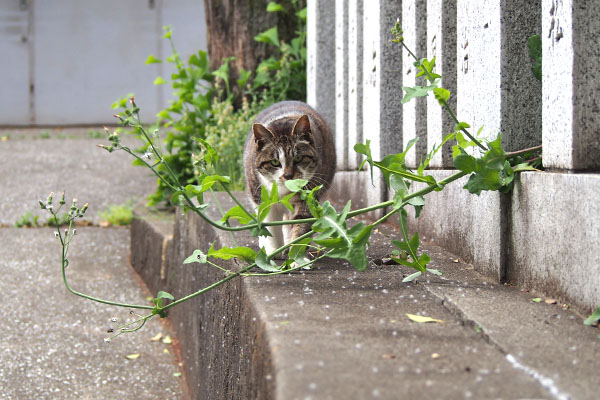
[453,259,459,263]
[162,335,172,344]
[125,353,140,360]
[406,313,444,324]
[381,354,396,359]
[279,321,290,326]
[173,372,182,377]
[431,353,440,359]
[150,332,163,342]
[531,298,542,303]
[163,348,170,354]
[544,299,557,304]
[99,220,111,228]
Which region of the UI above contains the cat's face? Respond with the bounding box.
[252,115,318,194]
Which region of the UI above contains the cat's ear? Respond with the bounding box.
[291,115,314,144]
[253,123,275,149]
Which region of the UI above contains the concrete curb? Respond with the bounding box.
[130,194,600,399]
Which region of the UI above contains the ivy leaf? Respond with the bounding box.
[183,249,208,264]
[254,27,280,48]
[255,248,280,272]
[207,244,257,264]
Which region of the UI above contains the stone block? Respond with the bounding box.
[362,0,403,209]
[426,0,456,168]
[402,0,428,168]
[542,0,600,170]
[335,0,348,170]
[457,1,541,152]
[307,0,336,131]
[347,0,364,170]
[406,170,504,281]
[508,171,600,310]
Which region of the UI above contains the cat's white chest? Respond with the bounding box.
[257,203,292,256]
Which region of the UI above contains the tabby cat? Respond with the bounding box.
[243,101,336,256]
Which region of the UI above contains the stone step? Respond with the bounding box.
[131,193,600,399]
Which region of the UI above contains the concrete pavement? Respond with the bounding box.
[0,129,185,399]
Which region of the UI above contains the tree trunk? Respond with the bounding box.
[203,0,305,77]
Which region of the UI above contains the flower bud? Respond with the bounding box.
[47,192,53,205]
[59,191,65,205]
[81,203,89,215]
[39,200,46,210]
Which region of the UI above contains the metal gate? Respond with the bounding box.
[0,0,206,125]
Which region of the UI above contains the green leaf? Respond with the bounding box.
[154,76,168,85]
[183,249,207,264]
[280,193,295,212]
[401,79,439,104]
[254,27,280,48]
[237,68,252,89]
[583,307,600,326]
[162,25,172,39]
[415,58,442,82]
[402,271,422,282]
[296,7,307,21]
[255,248,280,272]
[208,244,257,264]
[288,237,313,265]
[531,297,542,303]
[220,205,255,225]
[200,175,231,192]
[527,34,542,81]
[266,2,284,12]
[145,54,162,64]
[156,291,174,301]
[284,179,309,193]
[433,87,450,106]
[453,152,477,173]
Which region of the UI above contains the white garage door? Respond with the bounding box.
[0,0,206,126]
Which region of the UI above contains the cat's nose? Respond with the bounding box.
[283,170,294,180]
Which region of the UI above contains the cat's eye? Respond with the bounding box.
[270,159,281,167]
[293,155,303,163]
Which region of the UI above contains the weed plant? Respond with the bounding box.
[39,21,563,339]
[120,1,307,206]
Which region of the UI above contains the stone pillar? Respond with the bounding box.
[307,0,336,132]
[362,0,403,207]
[426,0,456,168]
[347,0,363,170]
[457,1,541,151]
[335,0,349,170]
[402,0,428,168]
[542,0,600,170]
